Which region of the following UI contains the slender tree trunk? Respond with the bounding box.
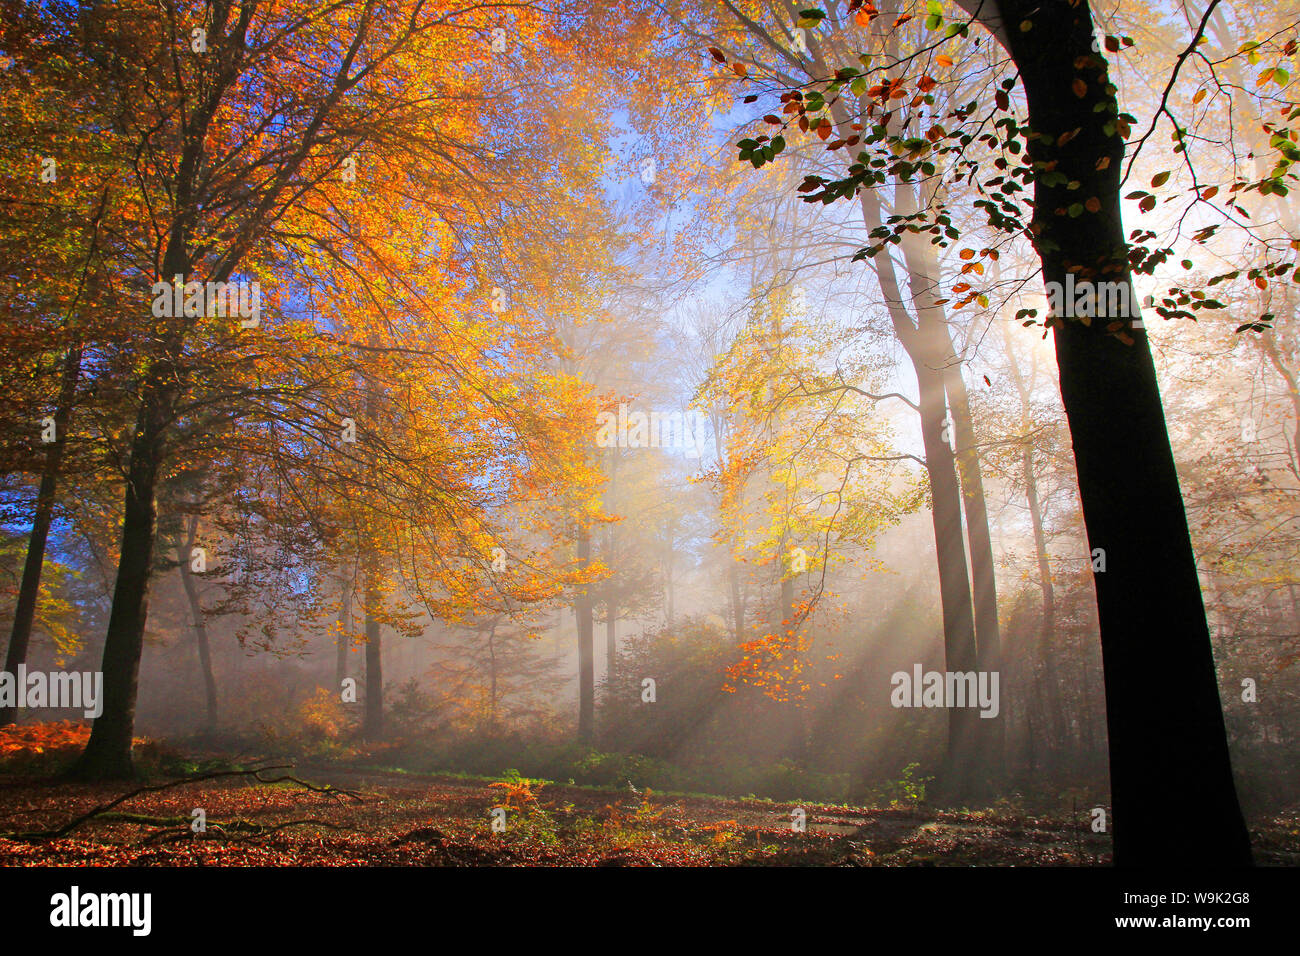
[336,571,351,690]
[915,357,983,797]
[780,528,797,631]
[893,174,1006,787]
[1001,326,1067,757]
[605,603,617,681]
[1259,331,1300,473]
[1,346,81,727]
[662,514,676,629]
[729,560,746,642]
[576,525,594,742]
[944,365,1001,669]
[944,354,1005,782]
[985,0,1252,865]
[713,417,748,643]
[488,623,498,730]
[178,514,217,731]
[604,444,619,679]
[363,561,383,740]
[841,184,984,797]
[825,120,985,794]
[1022,442,1066,756]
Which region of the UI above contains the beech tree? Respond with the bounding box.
[713,0,1266,863]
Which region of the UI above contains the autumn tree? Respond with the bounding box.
[30,0,621,778]
[714,0,1285,863]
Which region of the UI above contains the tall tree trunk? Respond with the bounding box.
[602,445,618,680]
[662,514,676,629]
[1,346,81,727]
[1022,440,1066,757]
[363,561,383,740]
[68,374,172,780]
[915,358,983,797]
[979,0,1252,865]
[178,514,218,731]
[779,528,797,631]
[822,97,984,793]
[944,350,1005,783]
[605,603,617,681]
[1001,324,1066,757]
[780,575,796,630]
[70,86,225,779]
[729,558,746,642]
[712,416,748,644]
[488,623,498,731]
[894,174,1006,786]
[575,524,595,743]
[844,186,984,796]
[336,570,351,690]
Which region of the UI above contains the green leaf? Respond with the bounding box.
[1151,170,1170,187]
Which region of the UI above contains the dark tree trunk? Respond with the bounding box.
[915,358,982,797]
[178,514,218,731]
[68,374,173,780]
[576,525,595,742]
[987,0,1252,865]
[944,353,1005,782]
[70,137,206,779]
[841,177,985,798]
[893,175,1006,786]
[1,346,81,727]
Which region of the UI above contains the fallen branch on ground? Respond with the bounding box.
[0,764,363,841]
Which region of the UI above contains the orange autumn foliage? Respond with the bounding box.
[0,721,144,760]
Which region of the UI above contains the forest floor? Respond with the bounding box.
[0,762,1297,866]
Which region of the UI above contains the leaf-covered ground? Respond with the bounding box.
[1,765,1297,866]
